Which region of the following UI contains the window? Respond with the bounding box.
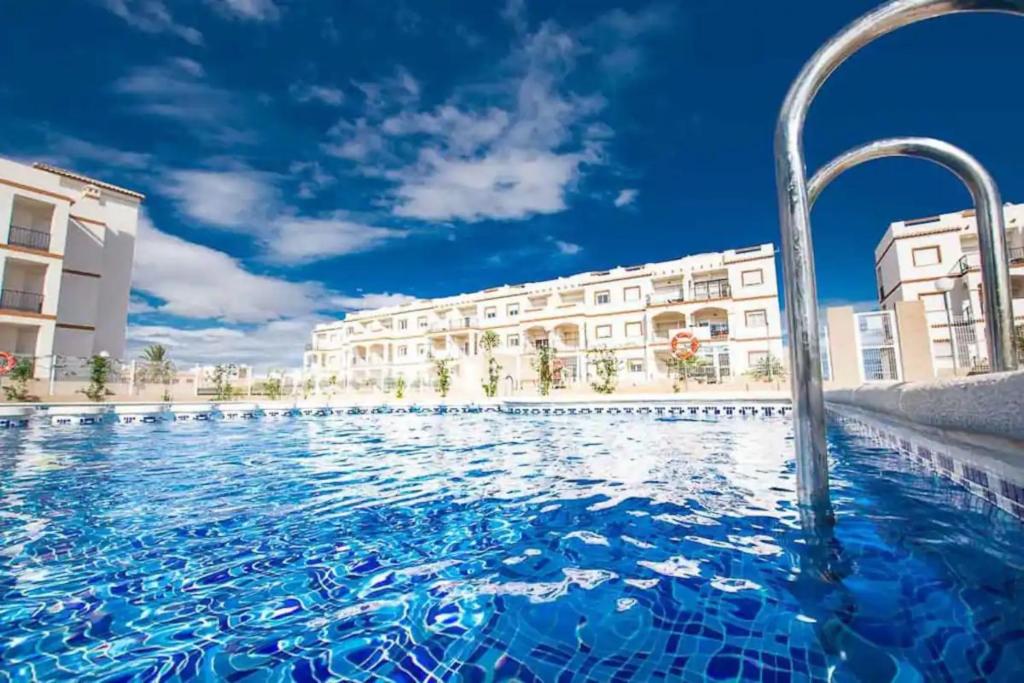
[507,303,520,317]
[397,345,408,357]
[417,316,428,329]
[912,246,941,267]
[485,306,497,319]
[627,359,644,373]
[745,309,767,328]
[625,321,643,337]
[748,351,768,366]
[417,344,427,356]
[595,324,612,339]
[507,334,520,347]
[741,269,764,287]
[398,319,408,330]
[624,286,641,303]
[595,290,611,305]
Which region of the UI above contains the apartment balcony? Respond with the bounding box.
[429,317,478,333]
[0,289,45,314]
[8,225,52,252]
[707,323,730,340]
[1010,246,1024,265]
[955,252,980,275]
[691,280,731,301]
[648,291,685,305]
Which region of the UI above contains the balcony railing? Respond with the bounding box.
[707,323,730,340]
[691,280,731,301]
[0,289,44,313]
[430,317,478,333]
[8,225,51,252]
[956,252,979,275]
[1010,246,1024,264]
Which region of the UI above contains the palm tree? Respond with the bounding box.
[140,344,174,386]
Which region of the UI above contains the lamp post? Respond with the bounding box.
[934,277,957,374]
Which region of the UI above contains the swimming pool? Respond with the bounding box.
[1,413,1022,681]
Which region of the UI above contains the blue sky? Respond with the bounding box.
[2,1,1022,367]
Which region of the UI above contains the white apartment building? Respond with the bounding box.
[0,157,143,377]
[304,244,783,393]
[875,202,1024,373]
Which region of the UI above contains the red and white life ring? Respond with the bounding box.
[0,352,16,376]
[670,332,700,360]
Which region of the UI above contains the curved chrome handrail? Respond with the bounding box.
[775,0,1024,528]
[808,138,1001,212]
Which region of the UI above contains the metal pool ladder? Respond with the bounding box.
[774,0,1024,529]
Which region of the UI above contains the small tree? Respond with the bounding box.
[139,344,175,397]
[588,347,618,395]
[395,375,406,399]
[665,354,709,392]
[303,377,315,398]
[2,358,34,402]
[264,377,283,400]
[532,344,555,396]
[433,357,452,398]
[747,353,785,382]
[210,364,237,401]
[81,354,113,402]
[480,330,502,398]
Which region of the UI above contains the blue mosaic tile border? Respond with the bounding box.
[829,408,1024,522]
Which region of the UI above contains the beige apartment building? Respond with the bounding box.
[0,157,143,377]
[875,202,1024,374]
[303,244,783,394]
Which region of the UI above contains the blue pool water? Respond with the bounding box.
[1,414,1022,681]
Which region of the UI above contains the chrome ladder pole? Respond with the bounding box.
[775,0,1024,528]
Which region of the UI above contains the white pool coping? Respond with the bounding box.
[826,370,1024,448]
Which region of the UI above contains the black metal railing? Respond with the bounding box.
[691,279,731,301]
[0,289,44,313]
[8,225,51,251]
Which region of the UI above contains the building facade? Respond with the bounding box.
[304,244,783,394]
[875,202,1024,374]
[0,158,143,377]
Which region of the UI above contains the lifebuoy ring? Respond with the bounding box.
[0,352,16,376]
[670,331,700,360]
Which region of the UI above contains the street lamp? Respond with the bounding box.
[934,277,956,374]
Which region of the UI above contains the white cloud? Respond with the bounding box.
[323,118,388,162]
[114,58,253,144]
[131,213,415,327]
[127,318,317,370]
[208,0,281,22]
[289,160,335,199]
[99,0,203,44]
[393,148,583,222]
[553,240,582,255]
[587,5,678,78]
[162,168,277,229]
[126,225,418,369]
[270,217,407,265]
[328,292,419,311]
[290,83,345,106]
[614,188,638,208]
[327,22,606,223]
[36,133,152,170]
[158,167,405,263]
[132,214,322,323]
